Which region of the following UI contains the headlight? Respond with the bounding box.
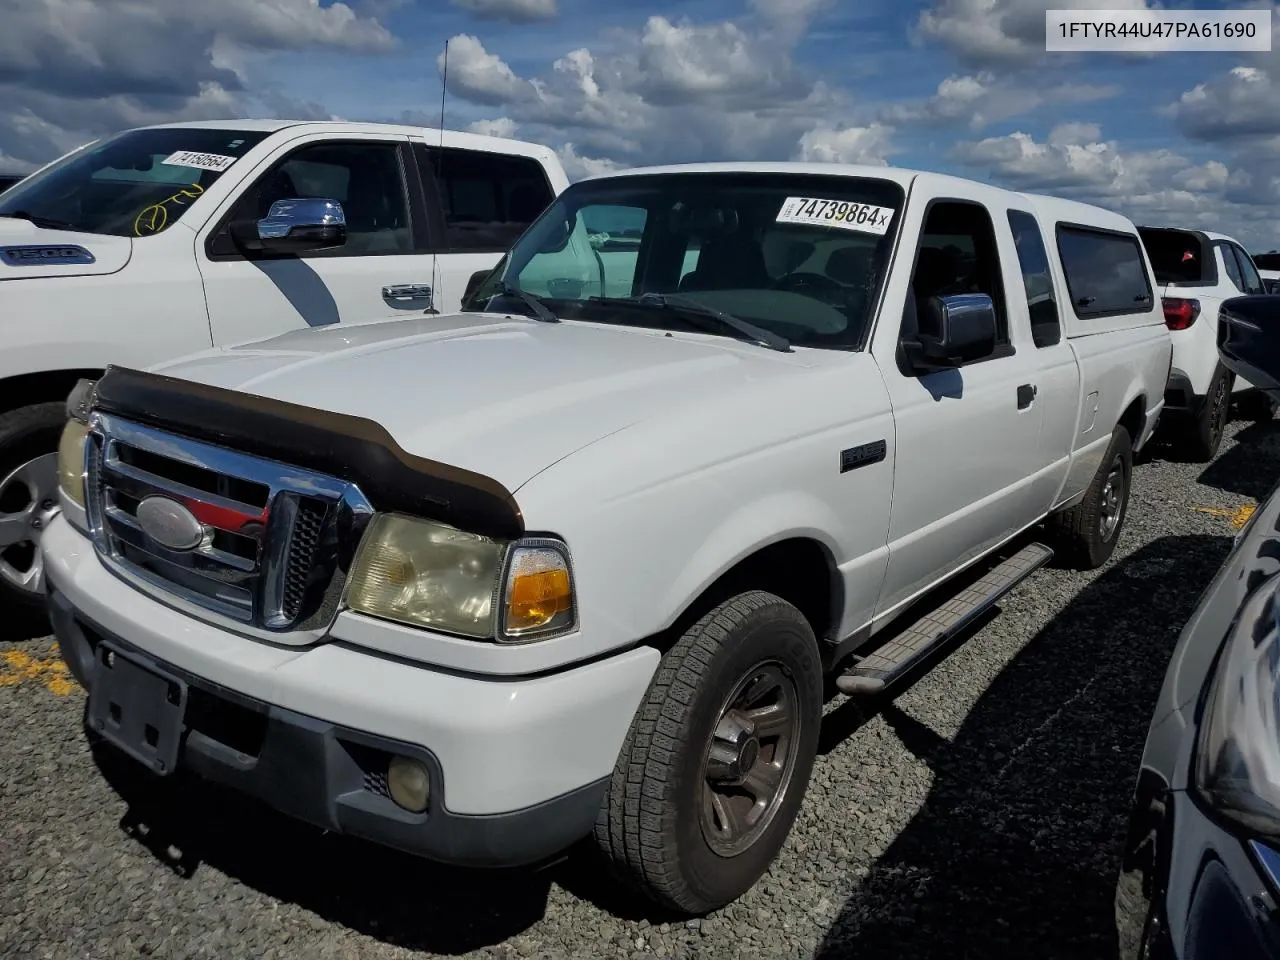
[1194,574,1280,837]
[56,418,89,508]
[345,514,577,642]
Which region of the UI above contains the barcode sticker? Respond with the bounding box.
[775,196,895,235]
[161,151,238,173]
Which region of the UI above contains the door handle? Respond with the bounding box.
[382,283,433,304]
[1017,383,1037,410]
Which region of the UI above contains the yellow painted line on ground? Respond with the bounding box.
[0,647,77,696]
[1194,504,1258,529]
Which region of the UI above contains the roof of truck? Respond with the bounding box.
[130,119,559,160]
[582,161,1141,232]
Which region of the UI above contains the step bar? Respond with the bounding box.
[835,542,1054,697]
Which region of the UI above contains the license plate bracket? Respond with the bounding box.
[87,641,188,776]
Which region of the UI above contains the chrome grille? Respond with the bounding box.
[84,412,373,642]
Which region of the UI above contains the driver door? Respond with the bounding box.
[869,190,1047,619]
[195,133,436,346]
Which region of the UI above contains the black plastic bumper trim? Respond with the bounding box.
[47,583,605,869]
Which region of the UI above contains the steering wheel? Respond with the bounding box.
[773,271,848,306]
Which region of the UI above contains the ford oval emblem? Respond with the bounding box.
[135,496,205,552]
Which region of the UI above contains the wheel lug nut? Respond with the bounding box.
[41,499,54,510]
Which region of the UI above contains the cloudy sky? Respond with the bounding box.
[5,0,1280,249]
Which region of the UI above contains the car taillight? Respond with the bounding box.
[1162,297,1201,330]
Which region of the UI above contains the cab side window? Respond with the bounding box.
[904,200,1009,354]
[209,140,414,259]
[1055,226,1153,318]
[1007,209,1061,348]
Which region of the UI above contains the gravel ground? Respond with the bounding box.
[2,415,1278,960]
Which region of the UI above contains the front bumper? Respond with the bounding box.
[42,513,659,868]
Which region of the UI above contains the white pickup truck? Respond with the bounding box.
[0,120,568,611]
[43,161,1171,915]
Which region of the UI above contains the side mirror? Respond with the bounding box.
[463,268,493,304]
[251,198,346,253]
[903,293,998,372]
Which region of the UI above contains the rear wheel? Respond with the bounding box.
[594,590,822,915]
[1175,366,1232,462]
[1046,424,1132,570]
[0,402,67,611]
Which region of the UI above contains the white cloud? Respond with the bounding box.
[557,143,624,180]
[0,0,392,167]
[441,34,536,106]
[948,123,1279,246]
[467,116,518,138]
[913,0,1154,66]
[437,11,870,174]
[882,71,1118,130]
[1170,65,1280,141]
[451,0,557,22]
[794,125,894,165]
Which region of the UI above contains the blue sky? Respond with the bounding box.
[3,0,1280,248]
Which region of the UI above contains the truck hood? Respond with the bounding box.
[0,219,132,280]
[149,311,821,492]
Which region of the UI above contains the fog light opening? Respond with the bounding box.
[387,755,430,813]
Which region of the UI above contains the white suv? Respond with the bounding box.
[1137,226,1274,460]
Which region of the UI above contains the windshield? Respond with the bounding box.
[0,127,270,238]
[468,171,906,350]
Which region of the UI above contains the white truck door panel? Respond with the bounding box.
[195,134,438,346]
[869,192,1049,621]
[1003,206,1080,511]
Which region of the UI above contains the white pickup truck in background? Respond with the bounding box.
[44,162,1171,916]
[0,120,568,611]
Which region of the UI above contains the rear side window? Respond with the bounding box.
[1220,241,1246,291]
[1231,243,1266,295]
[1056,225,1154,319]
[1007,209,1060,348]
[1137,227,1213,285]
[418,145,554,253]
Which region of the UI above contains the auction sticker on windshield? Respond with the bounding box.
[776,197,895,235]
[161,151,238,173]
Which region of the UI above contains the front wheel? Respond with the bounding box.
[594,591,823,915]
[0,402,68,610]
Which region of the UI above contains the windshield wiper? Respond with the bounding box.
[495,281,559,323]
[600,292,791,353]
[0,210,83,231]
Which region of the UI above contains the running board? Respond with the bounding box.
[835,542,1054,697]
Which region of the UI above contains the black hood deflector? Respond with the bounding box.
[90,365,525,541]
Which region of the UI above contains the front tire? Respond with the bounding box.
[0,401,68,611]
[594,591,822,915]
[1046,424,1132,570]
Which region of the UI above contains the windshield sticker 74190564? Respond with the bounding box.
[161,151,238,173]
[775,197,895,236]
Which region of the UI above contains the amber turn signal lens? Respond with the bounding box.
[503,546,575,638]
